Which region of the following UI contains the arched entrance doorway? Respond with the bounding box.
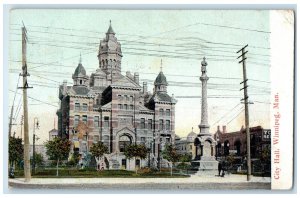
[216,142,222,158]
[194,138,201,160]
[119,135,132,152]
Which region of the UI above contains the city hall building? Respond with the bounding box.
[56,22,177,170]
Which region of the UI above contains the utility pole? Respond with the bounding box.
[237,44,251,181]
[9,77,20,137]
[8,106,14,138]
[18,24,33,182]
[20,115,24,141]
[32,117,39,175]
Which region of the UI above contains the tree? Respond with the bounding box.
[9,136,24,166]
[260,146,271,173]
[261,146,271,163]
[30,153,44,168]
[124,144,147,173]
[179,153,192,163]
[177,153,192,174]
[124,144,135,171]
[162,144,180,176]
[90,142,108,170]
[135,144,147,174]
[45,137,71,176]
[9,137,23,177]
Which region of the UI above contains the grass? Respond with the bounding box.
[13,168,190,178]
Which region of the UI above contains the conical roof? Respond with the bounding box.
[106,20,115,34]
[154,72,168,85]
[74,63,86,76]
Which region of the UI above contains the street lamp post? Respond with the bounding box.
[32,117,39,175]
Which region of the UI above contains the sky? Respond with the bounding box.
[8,10,271,144]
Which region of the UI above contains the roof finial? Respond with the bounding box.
[160,59,163,72]
[107,20,115,34]
[79,52,82,64]
[192,127,194,132]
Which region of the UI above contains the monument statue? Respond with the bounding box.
[193,57,218,175]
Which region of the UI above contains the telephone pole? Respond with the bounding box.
[237,44,251,181]
[8,106,14,138]
[32,117,39,175]
[9,77,20,137]
[18,24,33,182]
[20,115,24,141]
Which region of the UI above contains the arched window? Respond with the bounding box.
[217,143,222,157]
[119,135,132,152]
[80,80,82,85]
[234,139,241,156]
[114,59,117,68]
[224,140,230,156]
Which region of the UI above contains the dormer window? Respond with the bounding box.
[80,80,82,85]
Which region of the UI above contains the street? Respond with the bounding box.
[9,175,271,190]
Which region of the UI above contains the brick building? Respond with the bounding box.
[213,125,271,159]
[56,22,176,170]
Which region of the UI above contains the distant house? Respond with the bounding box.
[175,129,197,158]
[49,128,58,141]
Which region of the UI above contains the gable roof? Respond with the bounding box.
[153,92,173,102]
[111,75,141,89]
[68,86,93,96]
[101,102,112,109]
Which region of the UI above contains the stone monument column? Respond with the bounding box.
[194,57,218,174]
[199,57,210,135]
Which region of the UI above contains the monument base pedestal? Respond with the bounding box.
[192,159,219,177]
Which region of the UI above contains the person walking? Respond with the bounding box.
[221,161,226,177]
[218,161,222,176]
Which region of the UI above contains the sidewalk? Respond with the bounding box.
[9,174,271,190]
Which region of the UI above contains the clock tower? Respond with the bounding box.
[98,20,123,82]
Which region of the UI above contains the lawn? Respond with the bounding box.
[13,168,190,178]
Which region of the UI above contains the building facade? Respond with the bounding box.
[175,129,197,157]
[48,128,58,141]
[214,125,271,159]
[56,22,177,170]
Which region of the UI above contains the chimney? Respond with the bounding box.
[222,125,227,134]
[143,82,147,94]
[134,72,139,85]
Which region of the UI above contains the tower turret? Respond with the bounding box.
[154,60,168,93]
[72,54,89,86]
[98,20,122,80]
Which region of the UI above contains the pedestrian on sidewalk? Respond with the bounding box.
[221,161,226,177]
[218,161,222,176]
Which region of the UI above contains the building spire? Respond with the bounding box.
[107,20,115,34]
[160,59,163,72]
[79,52,82,64]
